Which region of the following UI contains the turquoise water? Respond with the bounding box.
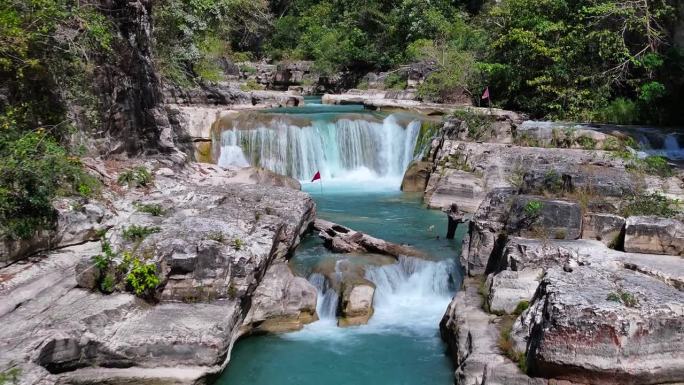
[216,188,464,385]
[214,102,462,385]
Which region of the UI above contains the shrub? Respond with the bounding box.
[0,367,21,385]
[0,129,99,240]
[607,289,639,308]
[513,300,529,316]
[240,79,265,91]
[620,192,679,218]
[126,258,160,297]
[383,73,405,90]
[117,166,153,188]
[231,238,244,250]
[453,110,493,141]
[134,203,165,216]
[576,135,596,150]
[597,98,639,125]
[206,231,226,243]
[524,200,543,217]
[122,225,161,242]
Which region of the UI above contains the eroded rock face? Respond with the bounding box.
[400,161,432,192]
[0,160,317,384]
[516,266,684,384]
[440,278,546,385]
[624,216,684,256]
[337,278,375,327]
[485,268,541,315]
[582,213,625,247]
[242,261,318,334]
[0,199,108,268]
[460,188,516,276]
[506,196,582,241]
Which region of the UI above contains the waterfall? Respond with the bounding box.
[363,257,455,331]
[308,273,339,320]
[217,114,422,181]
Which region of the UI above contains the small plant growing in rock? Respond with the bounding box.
[100,274,116,293]
[126,258,160,297]
[575,135,596,150]
[554,229,567,240]
[607,289,639,307]
[513,300,530,316]
[231,238,244,250]
[117,166,153,188]
[206,231,226,243]
[134,202,165,216]
[122,225,161,242]
[0,367,21,385]
[227,283,238,299]
[524,200,543,217]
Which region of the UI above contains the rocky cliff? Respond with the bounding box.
[0,160,318,384]
[417,112,684,384]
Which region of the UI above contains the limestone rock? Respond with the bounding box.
[0,199,108,267]
[582,213,625,247]
[515,266,684,384]
[337,278,375,327]
[313,219,426,259]
[460,188,516,276]
[0,160,317,384]
[440,278,546,385]
[426,169,485,212]
[624,216,684,255]
[242,261,318,334]
[486,268,542,315]
[495,238,582,273]
[400,161,432,192]
[506,196,582,240]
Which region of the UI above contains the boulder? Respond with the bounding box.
[582,213,625,247]
[624,216,684,256]
[506,196,582,241]
[485,268,542,315]
[337,278,375,327]
[313,219,426,259]
[242,261,318,334]
[514,266,684,384]
[400,161,432,192]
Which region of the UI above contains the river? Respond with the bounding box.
[213,98,463,385]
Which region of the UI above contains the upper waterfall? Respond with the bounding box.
[217,111,422,184]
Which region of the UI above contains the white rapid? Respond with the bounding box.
[218,114,422,182]
[291,256,455,340]
[364,257,455,332]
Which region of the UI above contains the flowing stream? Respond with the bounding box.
[213,99,464,385]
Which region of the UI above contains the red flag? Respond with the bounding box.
[311,171,321,182]
[481,87,490,100]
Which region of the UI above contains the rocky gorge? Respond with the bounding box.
[1,1,683,383]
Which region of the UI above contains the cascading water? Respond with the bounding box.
[216,102,458,385]
[308,273,339,320]
[217,113,422,183]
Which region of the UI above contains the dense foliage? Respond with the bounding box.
[0,1,108,239]
[161,0,682,124]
